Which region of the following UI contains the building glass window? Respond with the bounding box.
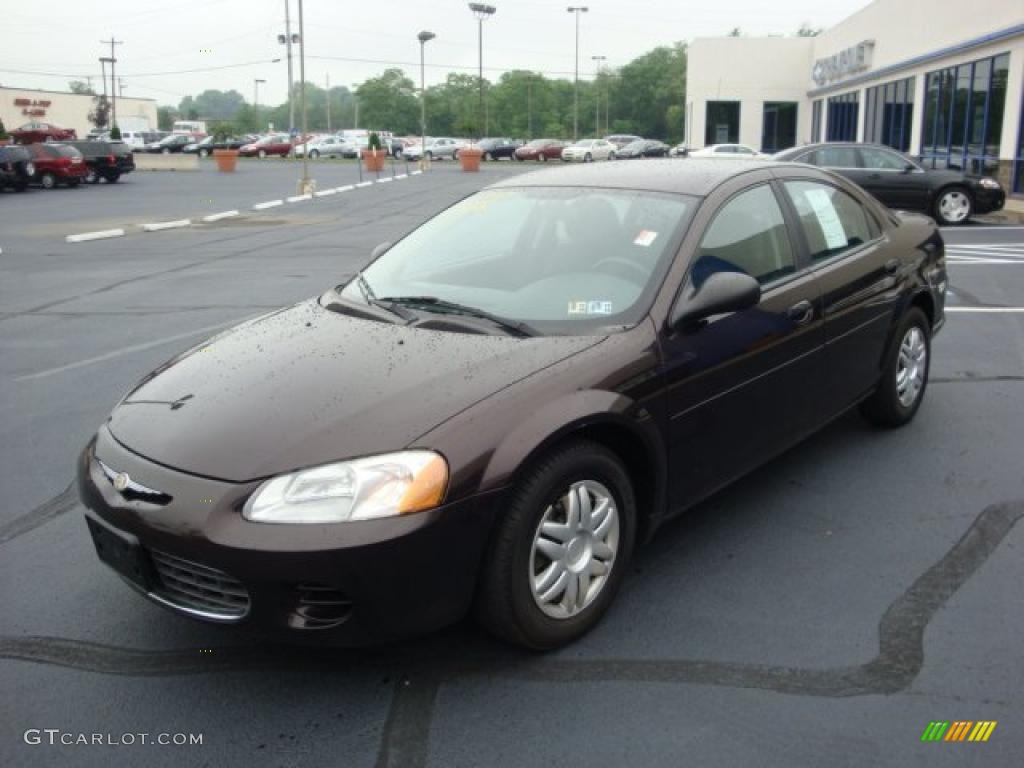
[921,52,1009,176]
[1015,95,1024,194]
[705,101,740,145]
[811,99,823,143]
[762,102,797,153]
[864,76,914,151]
[826,91,859,141]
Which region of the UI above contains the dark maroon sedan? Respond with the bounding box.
[79,160,945,649]
[515,138,567,162]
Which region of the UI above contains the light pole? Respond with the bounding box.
[418,31,436,169]
[297,0,312,194]
[591,55,606,137]
[526,74,533,139]
[567,7,588,141]
[468,3,496,139]
[253,78,265,133]
[351,83,359,129]
[100,37,122,131]
[277,0,299,135]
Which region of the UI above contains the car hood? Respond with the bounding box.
[106,299,602,482]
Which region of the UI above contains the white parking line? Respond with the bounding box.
[377,177,393,183]
[946,307,1024,313]
[395,174,408,180]
[14,322,232,382]
[201,210,240,222]
[141,219,191,232]
[286,193,313,203]
[314,189,337,197]
[410,170,423,175]
[65,229,126,243]
[355,181,373,188]
[335,185,355,192]
[252,200,284,210]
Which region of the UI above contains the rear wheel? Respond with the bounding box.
[258,149,267,159]
[67,179,81,187]
[309,149,320,159]
[199,148,210,158]
[540,154,547,162]
[161,148,171,155]
[39,172,57,190]
[860,307,930,427]
[584,152,593,163]
[476,440,636,650]
[86,170,99,184]
[105,172,121,183]
[934,187,972,226]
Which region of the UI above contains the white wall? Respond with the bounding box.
[686,37,813,150]
[0,88,158,138]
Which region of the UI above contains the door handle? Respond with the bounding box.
[787,300,814,325]
[868,173,882,180]
[885,258,900,274]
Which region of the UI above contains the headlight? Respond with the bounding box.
[243,451,448,524]
[977,177,1001,189]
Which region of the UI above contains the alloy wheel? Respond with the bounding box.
[896,326,927,407]
[938,190,970,224]
[529,480,619,620]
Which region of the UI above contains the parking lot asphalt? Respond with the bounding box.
[1,164,1023,767]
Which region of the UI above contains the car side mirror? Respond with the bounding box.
[903,163,916,174]
[671,270,761,330]
[370,242,392,260]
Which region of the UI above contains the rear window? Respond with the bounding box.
[54,146,82,157]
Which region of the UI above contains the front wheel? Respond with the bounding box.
[105,173,121,183]
[86,170,99,184]
[257,149,267,159]
[584,152,592,163]
[540,154,547,162]
[476,440,636,650]
[860,307,931,427]
[934,187,972,226]
[161,148,171,155]
[39,172,57,190]
[309,149,320,159]
[199,148,210,158]
[608,152,616,161]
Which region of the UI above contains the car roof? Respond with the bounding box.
[774,141,901,158]
[488,158,794,196]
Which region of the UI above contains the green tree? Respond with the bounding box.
[610,43,687,140]
[68,80,95,95]
[157,106,178,130]
[178,90,245,121]
[88,95,111,130]
[796,23,822,37]
[357,69,419,134]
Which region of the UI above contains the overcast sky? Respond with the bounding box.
[3,0,872,107]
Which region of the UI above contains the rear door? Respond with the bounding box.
[778,175,900,413]
[662,178,826,509]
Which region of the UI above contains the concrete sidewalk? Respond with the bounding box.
[980,195,1024,224]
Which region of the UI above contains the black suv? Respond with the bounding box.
[477,137,518,161]
[0,145,35,192]
[65,141,136,184]
[773,142,1006,226]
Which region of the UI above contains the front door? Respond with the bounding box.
[661,182,826,510]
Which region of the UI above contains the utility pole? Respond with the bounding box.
[297,0,312,194]
[591,55,606,137]
[527,75,532,139]
[284,0,295,134]
[100,37,123,129]
[567,7,588,141]
[351,84,359,129]
[254,78,266,132]
[325,74,331,133]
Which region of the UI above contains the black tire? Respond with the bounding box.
[482,152,491,161]
[86,170,99,184]
[860,307,931,428]
[14,182,28,192]
[425,151,433,160]
[258,149,267,159]
[540,154,547,162]
[476,440,637,650]
[161,148,171,155]
[584,152,592,163]
[309,149,320,159]
[933,186,973,226]
[39,172,57,190]
[105,173,121,183]
[199,148,210,158]
[67,179,81,187]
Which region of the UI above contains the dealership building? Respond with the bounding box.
[0,86,157,138]
[685,0,1024,193]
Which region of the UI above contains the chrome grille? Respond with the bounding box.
[149,550,250,620]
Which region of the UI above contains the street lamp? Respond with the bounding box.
[253,78,266,133]
[276,0,300,134]
[418,31,436,169]
[567,6,588,140]
[591,55,606,137]
[351,83,360,129]
[468,3,496,139]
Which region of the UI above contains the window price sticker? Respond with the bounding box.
[633,230,659,247]
[568,300,613,315]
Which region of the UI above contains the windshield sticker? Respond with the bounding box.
[633,230,659,247]
[804,188,848,249]
[568,300,613,315]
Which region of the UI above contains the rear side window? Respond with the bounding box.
[54,146,81,157]
[692,184,795,287]
[783,181,876,262]
[859,148,908,170]
[805,146,859,168]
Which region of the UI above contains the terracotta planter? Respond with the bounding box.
[362,148,386,173]
[459,147,483,172]
[213,149,239,172]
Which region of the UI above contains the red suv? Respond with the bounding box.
[25,143,90,188]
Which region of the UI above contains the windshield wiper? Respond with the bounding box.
[348,273,418,322]
[377,296,538,337]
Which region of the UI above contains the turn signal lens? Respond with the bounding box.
[398,454,448,513]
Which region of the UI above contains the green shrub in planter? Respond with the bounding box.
[110,124,122,140]
[368,132,383,151]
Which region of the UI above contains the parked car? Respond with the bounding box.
[477,137,517,161]
[24,143,89,188]
[77,159,945,649]
[689,144,768,159]
[616,139,670,159]
[117,131,149,149]
[239,134,293,158]
[0,145,35,192]
[65,140,135,183]
[143,134,193,154]
[294,135,350,159]
[561,139,617,162]
[404,137,467,161]
[772,142,1006,226]
[10,122,77,144]
[668,143,691,157]
[514,139,567,162]
[604,134,643,149]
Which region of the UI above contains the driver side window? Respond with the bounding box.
[692,185,796,288]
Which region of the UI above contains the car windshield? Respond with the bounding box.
[622,141,645,150]
[334,187,695,336]
[573,140,596,148]
[526,139,549,147]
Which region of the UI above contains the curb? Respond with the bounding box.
[65,229,126,243]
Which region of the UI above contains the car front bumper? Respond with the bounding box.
[77,427,503,645]
[973,186,1006,215]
